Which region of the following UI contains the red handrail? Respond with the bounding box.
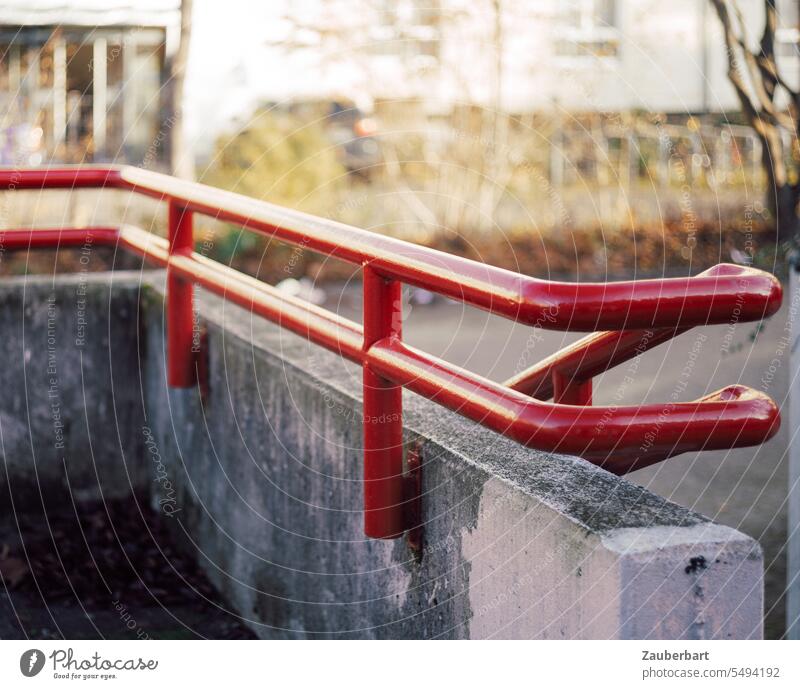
[0,166,783,540]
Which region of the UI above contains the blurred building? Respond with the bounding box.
[0,0,180,166]
[267,0,800,116]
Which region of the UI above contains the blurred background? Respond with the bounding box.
[1,0,798,638]
[1,0,792,271]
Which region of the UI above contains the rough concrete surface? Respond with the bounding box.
[0,273,148,508]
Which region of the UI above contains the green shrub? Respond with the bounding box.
[200,109,348,263]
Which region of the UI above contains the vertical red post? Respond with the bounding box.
[362,264,405,539]
[552,370,592,405]
[167,200,196,388]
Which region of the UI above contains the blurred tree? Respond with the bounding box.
[204,110,345,209]
[202,109,347,262]
[271,0,529,236]
[710,0,800,243]
[169,0,194,180]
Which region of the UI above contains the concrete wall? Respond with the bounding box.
[0,273,148,510]
[0,272,764,639]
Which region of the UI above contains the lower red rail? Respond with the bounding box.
[0,166,783,541]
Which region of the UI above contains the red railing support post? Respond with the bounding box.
[167,200,196,388]
[552,370,592,405]
[362,265,405,539]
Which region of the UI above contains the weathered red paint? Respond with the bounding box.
[0,166,784,540]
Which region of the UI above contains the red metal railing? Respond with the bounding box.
[0,166,782,540]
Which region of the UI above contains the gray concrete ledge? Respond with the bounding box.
[0,271,764,639]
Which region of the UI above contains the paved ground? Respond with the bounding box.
[0,496,255,640]
[320,282,792,638]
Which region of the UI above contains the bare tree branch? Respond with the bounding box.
[710,0,800,240]
[170,0,194,180]
[710,0,760,122]
[758,0,779,99]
